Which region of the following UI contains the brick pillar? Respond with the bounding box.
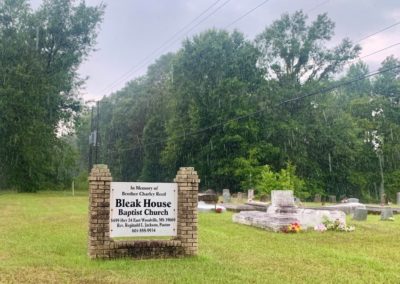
[174,167,199,256]
[88,164,112,259]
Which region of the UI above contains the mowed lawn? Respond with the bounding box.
[0,192,399,283]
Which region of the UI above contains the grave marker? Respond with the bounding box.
[223,189,231,203]
[247,189,254,201]
[352,208,367,221]
[381,207,394,221]
[328,195,336,203]
[314,194,321,203]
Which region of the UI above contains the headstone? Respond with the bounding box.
[324,202,366,215]
[347,198,359,203]
[223,189,231,203]
[259,194,268,202]
[247,189,254,201]
[397,192,400,206]
[198,189,218,204]
[314,194,321,203]
[380,193,386,205]
[328,195,337,203]
[381,207,394,220]
[233,190,346,232]
[352,207,367,221]
[271,190,294,207]
[237,192,243,201]
[205,189,216,195]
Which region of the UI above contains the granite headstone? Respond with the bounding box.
[352,207,367,221]
[223,189,231,203]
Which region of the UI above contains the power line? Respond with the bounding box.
[97,0,274,97]
[307,0,330,13]
[224,0,271,29]
[97,0,233,96]
[356,20,400,43]
[97,5,399,98]
[279,64,400,105]
[359,42,400,60]
[341,41,400,70]
[106,64,400,154]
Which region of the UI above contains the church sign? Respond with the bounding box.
[110,182,178,237]
[88,165,199,259]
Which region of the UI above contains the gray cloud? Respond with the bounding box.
[28,0,400,100]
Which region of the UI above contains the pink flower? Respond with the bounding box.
[314,223,327,232]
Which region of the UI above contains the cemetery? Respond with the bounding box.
[1,177,399,283]
[1,1,400,283]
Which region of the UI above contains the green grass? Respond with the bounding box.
[1,192,399,283]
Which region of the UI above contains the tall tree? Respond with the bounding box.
[255,10,360,87]
[162,29,263,191]
[0,0,104,191]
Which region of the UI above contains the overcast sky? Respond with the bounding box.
[31,0,400,101]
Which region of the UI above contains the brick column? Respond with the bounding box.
[174,167,199,256]
[88,164,112,259]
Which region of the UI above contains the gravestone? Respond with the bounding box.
[397,192,400,206]
[381,207,394,220]
[352,208,367,221]
[198,189,218,204]
[314,194,321,203]
[233,190,346,232]
[237,192,243,201]
[328,195,337,203]
[223,189,231,203]
[323,202,366,215]
[247,189,254,201]
[380,193,388,205]
[272,190,294,207]
[347,198,359,203]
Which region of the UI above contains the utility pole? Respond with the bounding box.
[94,101,100,164]
[88,106,94,172]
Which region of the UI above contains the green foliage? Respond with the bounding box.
[73,10,399,203]
[255,10,360,85]
[0,0,104,191]
[256,162,307,199]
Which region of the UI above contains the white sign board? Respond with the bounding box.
[110,182,178,238]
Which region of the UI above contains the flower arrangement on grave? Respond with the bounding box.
[281,222,301,233]
[215,207,222,213]
[316,218,355,232]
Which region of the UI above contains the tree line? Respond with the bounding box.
[76,11,400,202]
[1,4,399,202]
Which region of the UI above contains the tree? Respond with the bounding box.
[161,29,263,191]
[252,11,363,199]
[0,0,104,191]
[255,162,306,199]
[255,10,360,86]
